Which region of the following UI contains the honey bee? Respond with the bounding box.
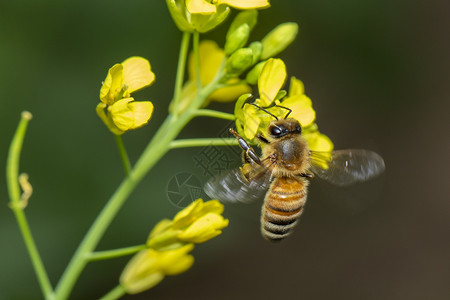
[204,111,385,242]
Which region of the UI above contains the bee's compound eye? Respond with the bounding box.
[295,125,302,134]
[270,126,282,136]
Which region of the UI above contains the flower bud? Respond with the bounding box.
[224,23,250,55]
[228,9,258,34]
[166,0,231,33]
[120,244,194,294]
[177,213,229,243]
[260,22,299,60]
[225,48,253,76]
[249,41,263,64]
[245,60,266,85]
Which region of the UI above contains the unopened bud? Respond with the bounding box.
[225,24,250,55]
[245,60,266,85]
[228,10,258,36]
[248,41,262,64]
[261,22,299,60]
[225,48,253,76]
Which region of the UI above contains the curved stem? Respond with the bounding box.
[99,285,126,300]
[170,138,238,149]
[171,32,191,113]
[86,244,146,262]
[6,112,53,299]
[114,134,131,176]
[193,109,235,121]
[193,31,202,91]
[54,35,224,299]
[53,83,218,298]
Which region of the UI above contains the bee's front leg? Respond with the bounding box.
[300,172,314,180]
[229,128,261,165]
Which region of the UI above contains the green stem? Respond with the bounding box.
[53,79,221,299]
[193,109,235,120]
[193,31,202,91]
[171,32,191,114]
[86,245,146,262]
[6,112,53,299]
[100,285,126,300]
[114,134,131,176]
[170,138,238,149]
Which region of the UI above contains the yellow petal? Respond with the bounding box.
[288,76,305,97]
[202,200,225,215]
[100,64,123,105]
[304,131,334,152]
[281,94,316,127]
[190,5,231,33]
[243,103,260,139]
[109,98,153,132]
[96,102,124,135]
[188,40,225,86]
[122,57,155,93]
[219,0,270,9]
[148,219,173,240]
[186,0,216,14]
[162,254,194,275]
[178,213,229,243]
[127,101,154,129]
[109,98,134,131]
[173,199,204,229]
[258,58,286,107]
[158,244,195,275]
[209,79,252,102]
[120,249,164,294]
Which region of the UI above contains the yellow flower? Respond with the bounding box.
[97,57,155,135]
[120,244,194,294]
[167,0,269,33]
[146,199,229,249]
[172,199,229,244]
[187,0,270,13]
[234,59,334,154]
[278,76,315,128]
[172,40,251,114]
[257,58,287,107]
[302,124,334,152]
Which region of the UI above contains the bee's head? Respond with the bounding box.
[267,118,302,139]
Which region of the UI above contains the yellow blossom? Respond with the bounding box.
[146,199,229,249]
[177,212,229,243]
[97,57,155,135]
[278,77,315,128]
[234,59,334,155]
[257,58,286,107]
[120,244,194,294]
[187,0,270,13]
[167,0,269,33]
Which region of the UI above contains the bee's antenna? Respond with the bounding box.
[273,105,292,119]
[249,103,278,120]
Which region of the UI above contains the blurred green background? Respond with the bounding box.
[1,0,449,299]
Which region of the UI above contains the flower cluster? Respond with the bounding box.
[97,57,155,135]
[120,199,228,294]
[235,58,334,153]
[167,0,270,33]
[171,10,299,115]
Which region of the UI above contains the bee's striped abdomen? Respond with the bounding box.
[261,177,308,242]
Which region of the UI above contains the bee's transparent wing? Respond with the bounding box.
[309,149,385,186]
[204,166,271,204]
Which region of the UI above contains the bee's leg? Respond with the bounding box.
[256,134,269,144]
[300,172,314,180]
[229,128,261,165]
